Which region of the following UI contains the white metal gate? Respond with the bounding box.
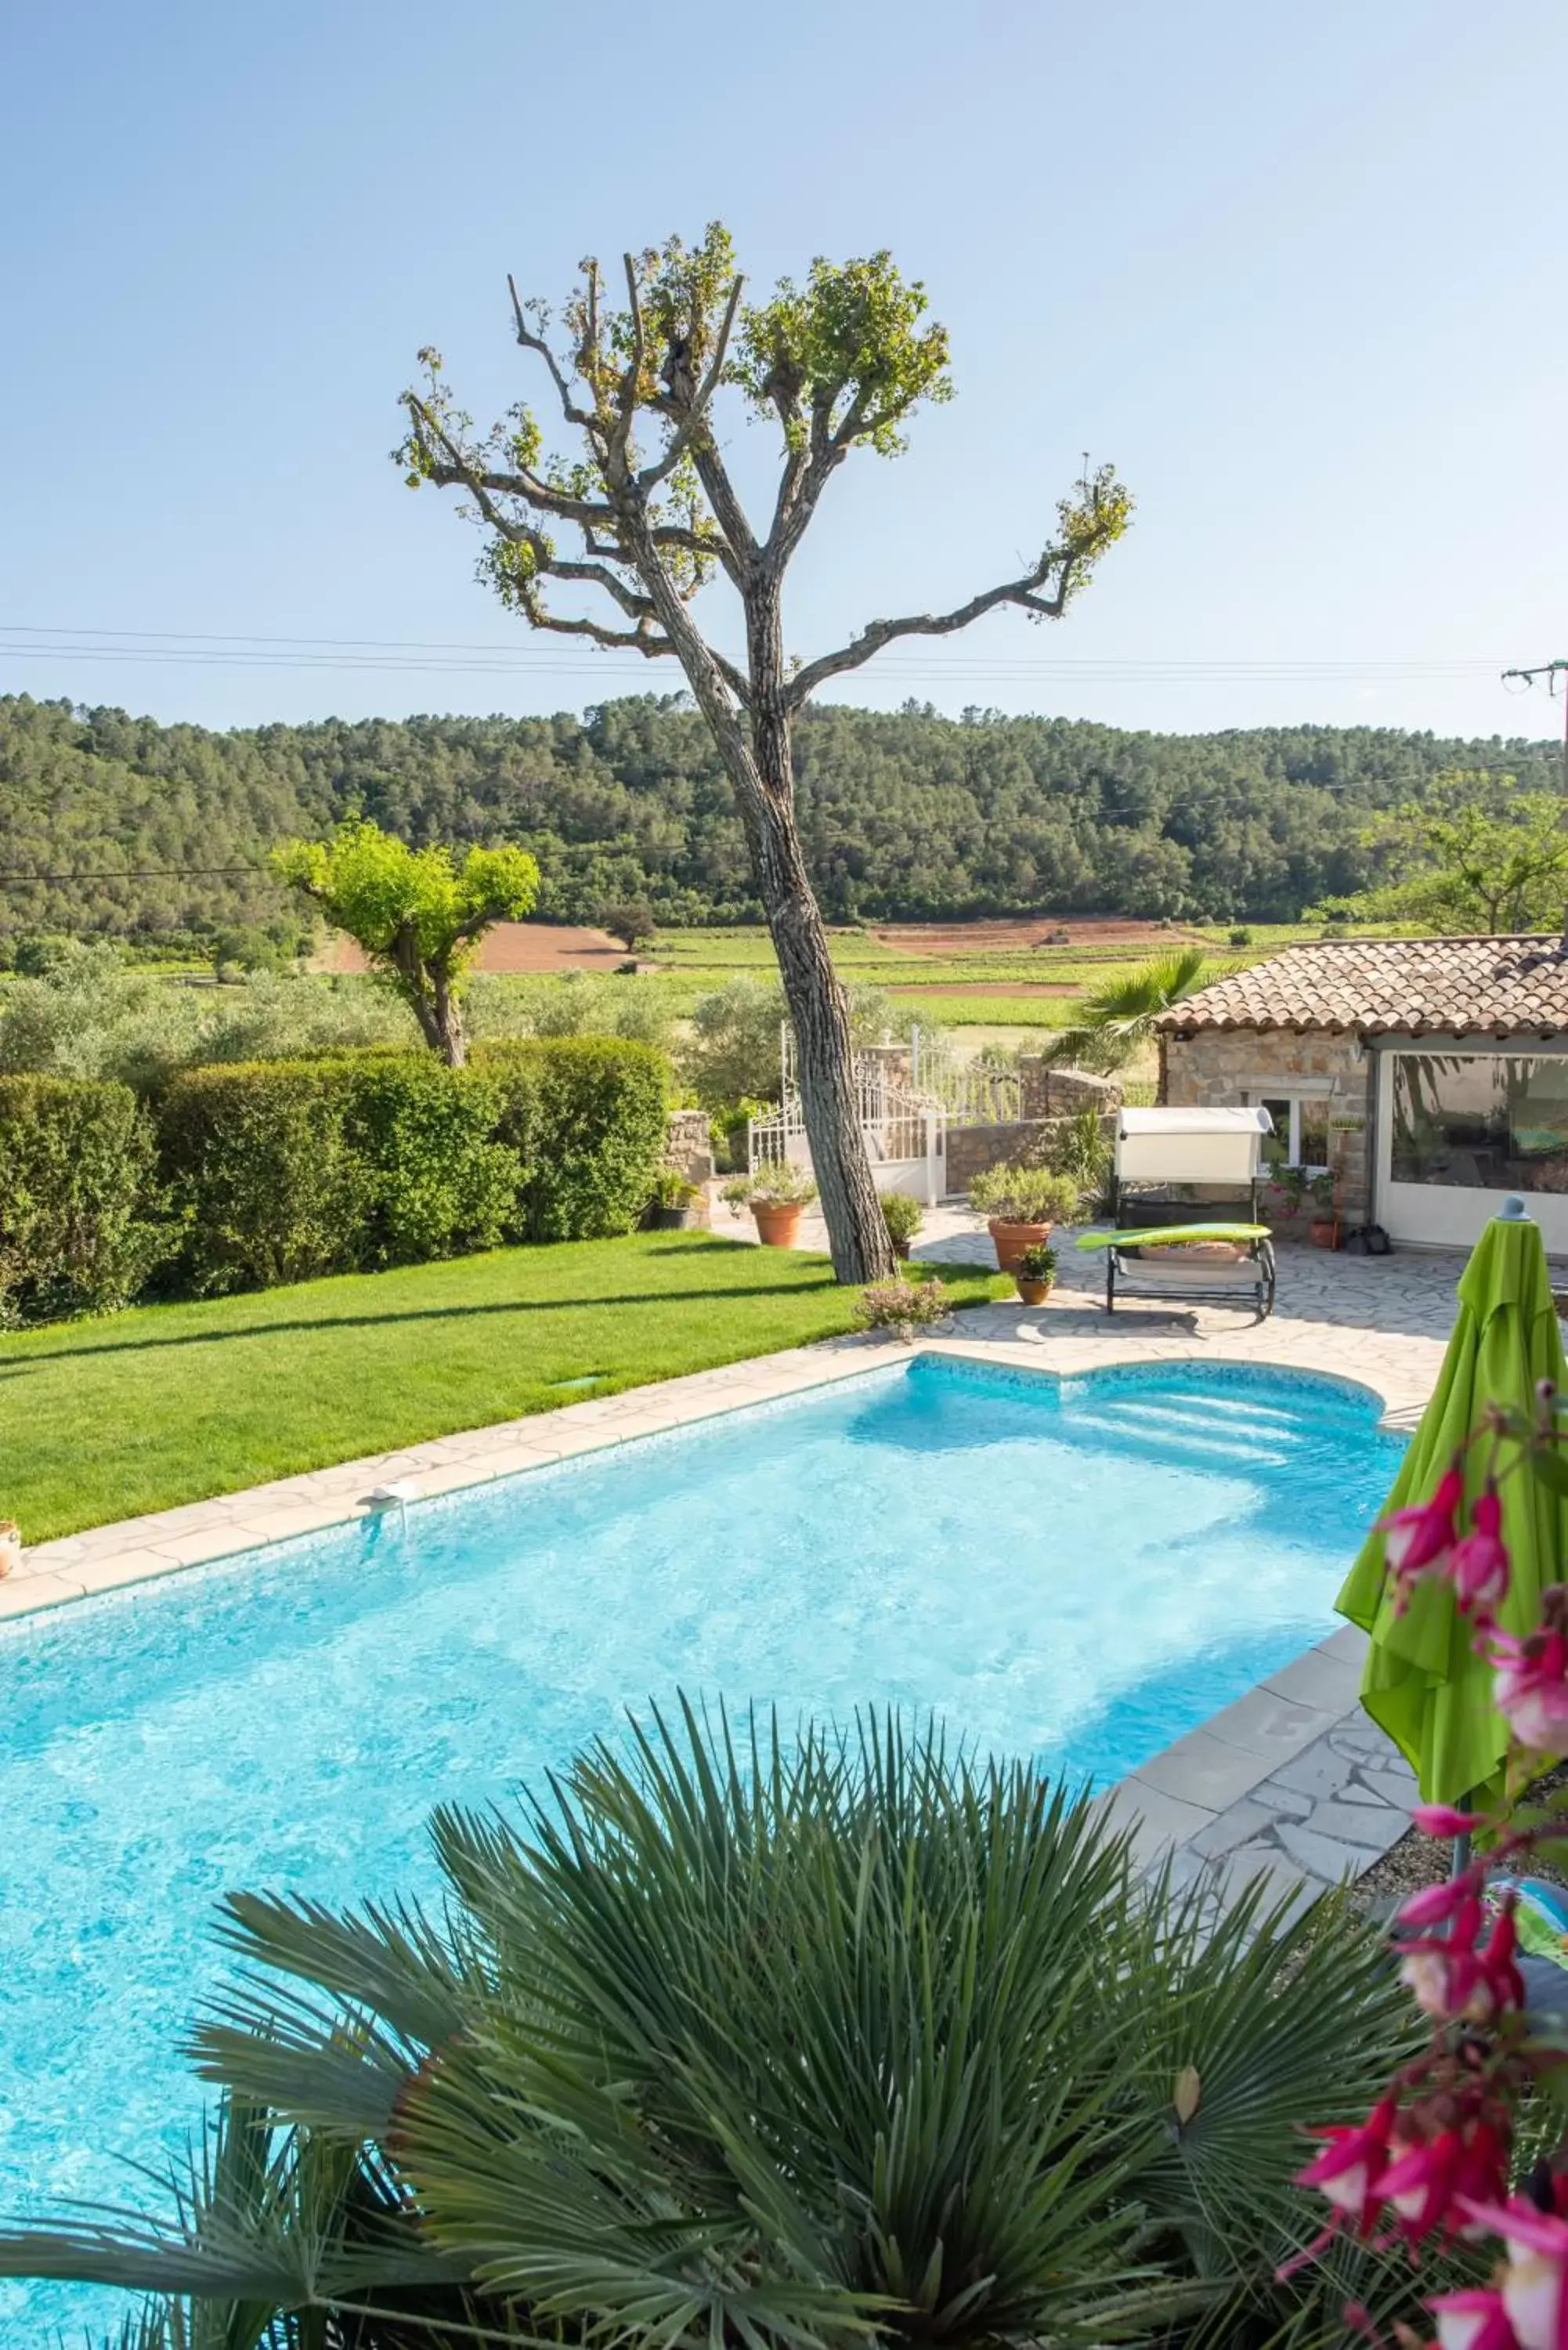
[747,1026,1012,1206]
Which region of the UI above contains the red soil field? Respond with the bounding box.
[317,922,627,974]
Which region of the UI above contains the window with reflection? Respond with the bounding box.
[1253,1096,1329,1170]
[1389,1054,1568,1193]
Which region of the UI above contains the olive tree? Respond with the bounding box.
[398,225,1130,1278]
[273,819,539,1067]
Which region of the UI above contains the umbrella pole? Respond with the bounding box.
[1451,1790,1476,1880]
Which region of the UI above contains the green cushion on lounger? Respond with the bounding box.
[1074,1223,1270,1251]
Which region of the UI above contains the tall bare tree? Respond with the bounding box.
[398,225,1131,1282]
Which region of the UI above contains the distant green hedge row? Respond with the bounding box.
[0,1039,670,1322]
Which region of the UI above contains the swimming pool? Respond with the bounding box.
[0,1354,1402,2341]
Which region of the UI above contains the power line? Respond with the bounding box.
[0,623,1523,687]
[1,621,1510,667]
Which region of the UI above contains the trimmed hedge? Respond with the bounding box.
[478,1036,670,1241]
[157,1039,669,1297]
[342,1058,517,1270]
[157,1061,379,1295]
[0,1076,165,1323]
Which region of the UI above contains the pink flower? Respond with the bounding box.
[1455,2120,1515,2235]
[1381,2111,1511,2247]
[1478,1904,1527,2019]
[1397,1875,1477,1929]
[1401,1894,1485,2018]
[1414,1804,1487,1836]
[1400,1899,1523,2023]
[1381,1463,1465,1589]
[1294,2097,1396,2230]
[1494,1627,1568,1755]
[1381,2130,1460,2241]
[1451,1488,1512,1616]
[1429,2288,1519,2350]
[1460,2200,1568,2350]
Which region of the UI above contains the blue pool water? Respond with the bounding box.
[0,1357,1402,2341]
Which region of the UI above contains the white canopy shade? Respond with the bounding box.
[1115,1104,1273,1184]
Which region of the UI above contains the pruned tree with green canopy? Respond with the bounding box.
[396,223,1131,1281]
[273,818,539,1067]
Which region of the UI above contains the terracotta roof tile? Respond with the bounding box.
[1159,935,1568,1038]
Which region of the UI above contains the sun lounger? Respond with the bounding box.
[1085,1108,1277,1318]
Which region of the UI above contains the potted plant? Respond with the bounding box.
[1263,1163,1308,1233]
[649,1170,703,1231]
[1014,1242,1057,1307]
[1308,1169,1341,1250]
[721,1162,818,1247]
[880,1191,924,1260]
[0,1518,19,1579]
[968,1163,1079,1272]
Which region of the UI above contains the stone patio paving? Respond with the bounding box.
[4,1213,1474,1922]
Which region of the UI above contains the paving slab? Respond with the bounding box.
[1134,1726,1286,1812]
[1263,1647,1368,1716]
[1092,1778,1217,1868]
[1187,1796,1280,1859]
[1276,1817,1383,1882]
[1201,1685,1339,1765]
[1269,1741,1364,1800]
[1302,1796,1410,1852]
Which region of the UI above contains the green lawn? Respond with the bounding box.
[2,1234,1007,1542]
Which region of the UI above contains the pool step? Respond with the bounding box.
[1082,1396,1307,1448]
[1064,1379,1367,1439]
[1055,1400,1293,1469]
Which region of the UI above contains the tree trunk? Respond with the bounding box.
[430,964,467,1068]
[744,591,895,1286]
[610,494,894,1283]
[756,796,897,1282]
[395,931,466,1067]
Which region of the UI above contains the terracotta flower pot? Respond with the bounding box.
[988,1217,1053,1273]
[1015,1274,1054,1307]
[0,1520,19,1580]
[753,1202,804,1248]
[1309,1219,1341,1251]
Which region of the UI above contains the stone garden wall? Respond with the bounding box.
[663,1108,715,1226]
[1017,1061,1123,1120]
[945,1120,1049,1195]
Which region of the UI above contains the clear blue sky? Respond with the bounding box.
[4,0,1564,743]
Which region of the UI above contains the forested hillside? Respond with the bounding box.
[0,691,1555,949]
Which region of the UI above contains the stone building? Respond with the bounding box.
[1157,935,1568,1251]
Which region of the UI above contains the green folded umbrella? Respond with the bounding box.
[1336,1211,1568,1808]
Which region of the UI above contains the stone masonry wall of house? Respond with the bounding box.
[1163,1029,1373,1224]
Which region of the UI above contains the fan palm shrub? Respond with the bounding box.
[1050,949,1211,1087]
[0,1706,1454,2349]
[1044,1105,1113,1211]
